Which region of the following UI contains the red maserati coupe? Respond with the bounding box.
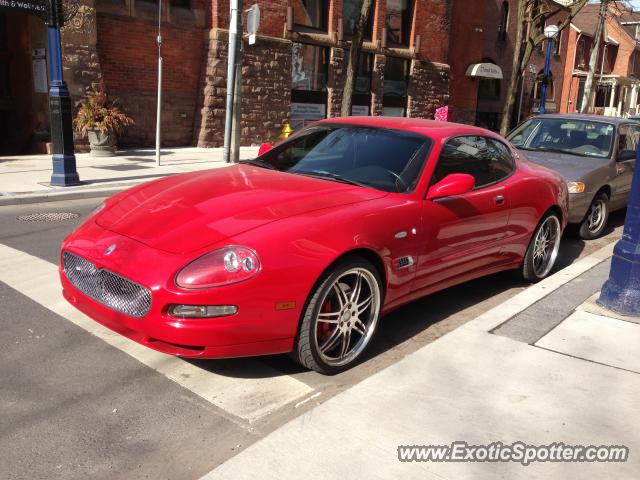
[60,117,568,373]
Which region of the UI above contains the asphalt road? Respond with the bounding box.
[0,196,626,480]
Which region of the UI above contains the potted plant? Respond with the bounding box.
[74,86,133,157]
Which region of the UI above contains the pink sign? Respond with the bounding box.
[435,106,450,122]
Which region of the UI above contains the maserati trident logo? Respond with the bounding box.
[104,244,117,256]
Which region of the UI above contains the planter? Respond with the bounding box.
[88,129,117,157]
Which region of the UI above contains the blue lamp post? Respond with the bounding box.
[47,0,80,186]
[538,25,559,116]
[598,142,640,315]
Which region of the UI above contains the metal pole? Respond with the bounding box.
[598,141,640,315]
[517,73,526,124]
[231,59,242,162]
[155,0,163,166]
[223,0,241,163]
[47,0,80,186]
[539,38,554,116]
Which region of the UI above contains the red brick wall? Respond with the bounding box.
[97,13,205,146]
[448,0,486,124]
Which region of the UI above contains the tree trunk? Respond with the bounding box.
[341,0,373,117]
[500,0,527,135]
[580,0,608,113]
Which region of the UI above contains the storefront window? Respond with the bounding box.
[294,0,327,31]
[170,0,190,9]
[343,0,374,38]
[383,56,409,116]
[291,43,329,129]
[386,0,412,46]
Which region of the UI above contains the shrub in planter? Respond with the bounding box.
[74,86,134,157]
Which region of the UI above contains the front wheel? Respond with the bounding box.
[578,192,609,240]
[293,257,382,374]
[522,213,562,282]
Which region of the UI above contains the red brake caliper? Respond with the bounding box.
[317,299,333,342]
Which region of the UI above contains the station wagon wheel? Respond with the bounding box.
[293,257,382,374]
[579,192,609,240]
[522,213,562,282]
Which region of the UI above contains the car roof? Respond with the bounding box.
[316,116,500,140]
[529,113,639,125]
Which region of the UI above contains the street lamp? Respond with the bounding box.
[598,143,640,315]
[538,25,559,116]
[47,0,80,186]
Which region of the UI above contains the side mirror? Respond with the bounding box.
[617,149,636,162]
[258,143,274,156]
[427,173,475,201]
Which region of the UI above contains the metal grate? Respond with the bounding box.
[63,251,152,318]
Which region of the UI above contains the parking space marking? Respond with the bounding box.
[0,243,314,422]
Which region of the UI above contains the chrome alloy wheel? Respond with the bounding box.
[532,215,561,278]
[313,268,381,367]
[586,199,607,234]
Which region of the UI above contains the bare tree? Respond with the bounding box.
[499,0,588,135]
[341,0,374,117]
[580,0,609,113]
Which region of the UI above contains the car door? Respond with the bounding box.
[413,135,512,291]
[612,124,639,208]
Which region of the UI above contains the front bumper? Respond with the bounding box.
[60,221,299,358]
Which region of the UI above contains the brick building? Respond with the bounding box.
[1,0,453,154]
[559,2,640,118]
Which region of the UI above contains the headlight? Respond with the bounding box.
[175,246,261,289]
[567,182,586,194]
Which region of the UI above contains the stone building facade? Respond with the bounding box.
[2,0,452,153]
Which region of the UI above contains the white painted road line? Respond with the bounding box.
[0,243,314,422]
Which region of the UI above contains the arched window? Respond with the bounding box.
[498,1,509,41]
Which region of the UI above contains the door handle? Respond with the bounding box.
[495,195,505,205]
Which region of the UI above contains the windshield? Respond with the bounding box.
[507,118,615,158]
[244,124,433,193]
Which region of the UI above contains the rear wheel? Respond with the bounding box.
[578,192,609,240]
[522,213,562,282]
[293,257,382,374]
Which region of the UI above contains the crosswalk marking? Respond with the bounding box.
[0,243,314,422]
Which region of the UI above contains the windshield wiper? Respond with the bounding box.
[239,158,277,170]
[536,147,583,157]
[294,170,367,188]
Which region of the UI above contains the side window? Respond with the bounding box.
[432,136,494,189]
[617,125,638,161]
[485,138,515,182]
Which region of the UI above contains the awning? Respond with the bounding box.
[466,63,503,80]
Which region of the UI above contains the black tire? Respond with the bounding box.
[578,192,610,240]
[292,256,383,374]
[522,212,562,283]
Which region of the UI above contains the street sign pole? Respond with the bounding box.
[223,0,242,163]
[47,0,80,186]
[598,142,640,315]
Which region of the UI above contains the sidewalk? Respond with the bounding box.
[0,147,259,205]
[204,242,640,479]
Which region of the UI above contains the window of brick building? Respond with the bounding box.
[383,56,409,116]
[343,0,374,38]
[291,43,329,129]
[342,52,374,115]
[386,0,413,46]
[498,1,509,42]
[171,0,190,9]
[294,0,327,32]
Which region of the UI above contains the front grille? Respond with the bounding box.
[63,251,152,318]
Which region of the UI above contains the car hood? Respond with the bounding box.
[517,149,608,181]
[95,164,387,254]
